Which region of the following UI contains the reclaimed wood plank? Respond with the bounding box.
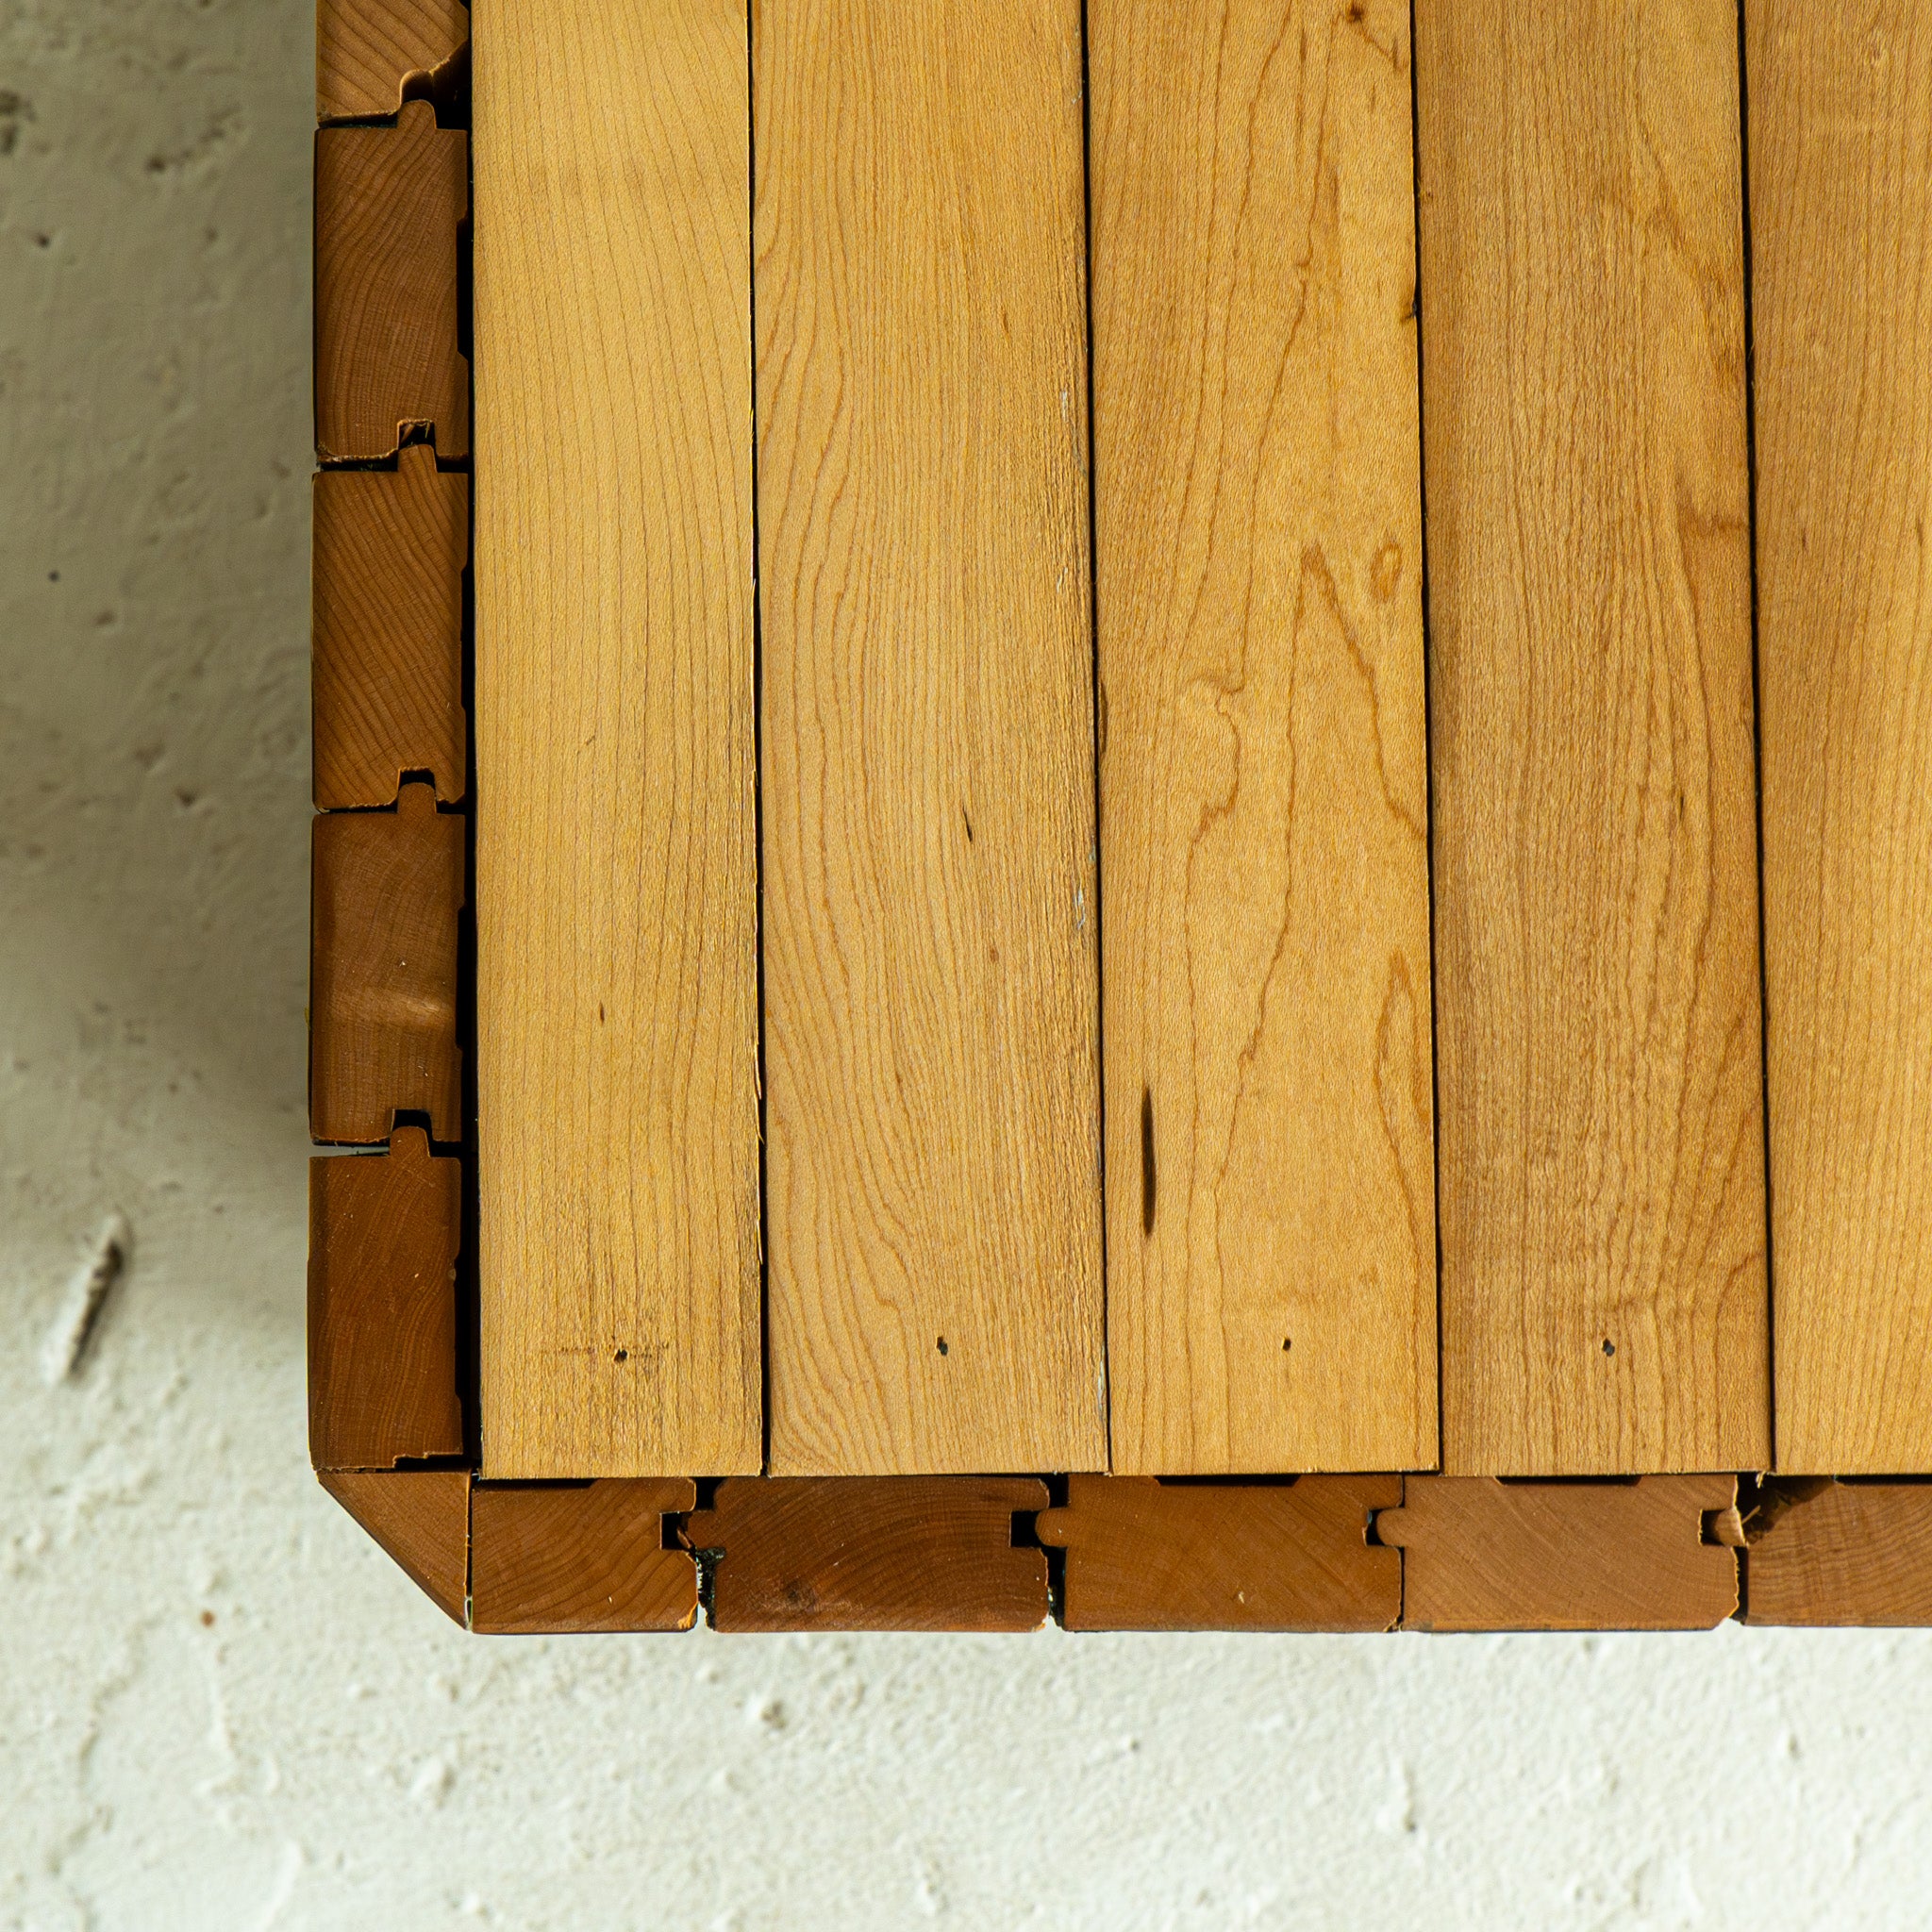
[1382,1475,1738,1630]
[472,0,760,1476]
[470,1480,698,1633]
[308,1129,463,1470]
[1416,0,1768,1474]
[756,0,1106,1474]
[1092,0,1434,1474]
[688,1477,1050,1632]
[1751,4,1932,1474]
[310,780,463,1146]
[314,100,468,461]
[312,444,467,809]
[1039,1475,1402,1631]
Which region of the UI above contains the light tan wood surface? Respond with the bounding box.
[756,0,1106,1473]
[1417,0,1769,1474]
[1092,0,1435,1474]
[1752,4,1932,1474]
[473,0,760,1476]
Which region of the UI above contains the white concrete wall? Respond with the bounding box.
[4,4,1932,1926]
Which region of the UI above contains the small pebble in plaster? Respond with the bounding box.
[409,1757,454,1807]
[200,1610,215,1627]
[39,1210,132,1383]
[745,1695,787,1732]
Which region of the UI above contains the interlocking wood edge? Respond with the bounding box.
[303,6,1932,1639]
[1037,1475,1401,1632]
[313,445,467,809]
[321,1468,471,1625]
[471,1482,699,1634]
[1380,1476,1740,1632]
[309,1127,463,1471]
[315,99,469,462]
[686,1478,1051,1632]
[318,1466,1932,1631]
[1743,1481,1932,1626]
[319,0,469,124]
[310,780,464,1146]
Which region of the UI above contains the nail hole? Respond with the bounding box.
[1282,1338,1291,1351]
[614,1348,628,1363]
[1601,1339,1615,1357]
[936,1337,948,1356]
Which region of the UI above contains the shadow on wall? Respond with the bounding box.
[0,0,318,1242]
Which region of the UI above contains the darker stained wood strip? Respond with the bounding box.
[315,99,469,462]
[470,1480,699,1634]
[1038,1475,1402,1632]
[1381,1476,1739,1631]
[310,779,464,1145]
[313,444,468,809]
[1745,1482,1932,1626]
[688,1477,1050,1632]
[321,1468,471,1624]
[308,1127,462,1471]
[319,0,470,123]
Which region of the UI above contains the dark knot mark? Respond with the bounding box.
[1141,1087,1157,1238]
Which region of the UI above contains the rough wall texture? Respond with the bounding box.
[3,3,1932,1928]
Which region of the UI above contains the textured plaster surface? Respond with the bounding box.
[5,2,1932,1927]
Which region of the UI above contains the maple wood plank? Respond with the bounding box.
[1092,0,1434,1474]
[1417,0,1768,1474]
[317,0,469,123]
[688,1478,1050,1632]
[314,100,468,461]
[1751,6,1932,1474]
[1039,1476,1401,1631]
[470,1480,698,1633]
[1745,1482,1932,1626]
[1383,1475,1738,1631]
[756,0,1105,1473]
[309,1129,463,1470]
[321,1469,471,1624]
[310,780,463,1146]
[472,0,760,1476]
[312,444,467,809]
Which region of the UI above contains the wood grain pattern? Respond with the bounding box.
[470,1480,698,1633]
[313,444,467,809]
[308,1128,463,1470]
[1382,1475,1738,1630]
[1092,0,1433,1474]
[756,0,1106,1475]
[1039,1475,1401,1630]
[320,1469,471,1624]
[310,780,463,1145]
[318,0,469,123]
[1417,0,1768,1474]
[688,1478,1050,1631]
[473,0,760,1477]
[1751,6,1932,1474]
[1745,1482,1932,1625]
[315,99,469,461]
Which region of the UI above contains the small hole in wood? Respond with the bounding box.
[614,1348,628,1363]
[1601,1339,1615,1357]
[936,1337,949,1356]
